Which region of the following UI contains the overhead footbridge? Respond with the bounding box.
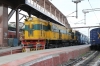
[1,0,70,27]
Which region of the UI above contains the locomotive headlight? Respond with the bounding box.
[28,17,33,21]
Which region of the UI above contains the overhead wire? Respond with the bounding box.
[88,0,100,23]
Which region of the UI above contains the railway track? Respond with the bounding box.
[74,51,100,66]
[84,51,100,66]
[61,51,99,66]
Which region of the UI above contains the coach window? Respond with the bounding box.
[10,35,12,38]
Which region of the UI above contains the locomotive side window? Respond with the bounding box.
[47,23,51,30]
[32,24,34,36]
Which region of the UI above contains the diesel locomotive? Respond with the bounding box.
[20,17,89,50]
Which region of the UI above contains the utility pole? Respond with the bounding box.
[72,0,83,18]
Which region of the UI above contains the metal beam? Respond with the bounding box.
[82,8,100,13]
[8,9,15,21]
[19,16,24,22]
[72,26,100,29]
[19,13,28,17]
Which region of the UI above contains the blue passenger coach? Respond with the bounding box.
[90,28,100,50]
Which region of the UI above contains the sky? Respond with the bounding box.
[49,0,100,37]
[8,0,100,37]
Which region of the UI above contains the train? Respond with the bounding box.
[20,17,89,50]
[90,28,100,50]
[75,31,89,45]
[8,26,23,38]
[8,27,23,46]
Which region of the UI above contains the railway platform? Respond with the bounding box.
[0,46,22,56]
[0,45,90,66]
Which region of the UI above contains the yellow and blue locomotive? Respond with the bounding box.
[21,17,83,50]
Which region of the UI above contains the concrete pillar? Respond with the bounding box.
[0,4,8,47]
